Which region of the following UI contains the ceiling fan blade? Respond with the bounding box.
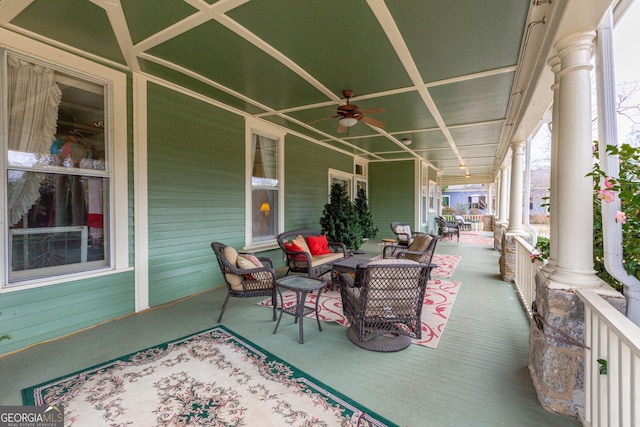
[307,115,337,125]
[359,107,385,114]
[360,115,386,129]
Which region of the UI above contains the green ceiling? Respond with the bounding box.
[3,0,534,181]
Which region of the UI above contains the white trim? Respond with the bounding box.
[328,168,354,201]
[244,117,286,251]
[133,73,149,312]
[0,29,129,290]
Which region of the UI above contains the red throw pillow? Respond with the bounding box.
[284,242,307,261]
[305,235,332,256]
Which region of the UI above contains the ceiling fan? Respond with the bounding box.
[308,90,386,133]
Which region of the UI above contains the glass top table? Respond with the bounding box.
[273,275,326,344]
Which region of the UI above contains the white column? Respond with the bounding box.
[507,141,526,233]
[498,166,509,223]
[543,55,561,272]
[549,32,600,287]
[487,183,493,215]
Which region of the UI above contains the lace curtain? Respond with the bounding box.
[7,56,62,226]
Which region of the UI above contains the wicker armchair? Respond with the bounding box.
[277,229,347,278]
[453,214,472,230]
[383,233,439,280]
[435,216,460,241]
[211,242,277,323]
[339,259,431,352]
[389,222,420,248]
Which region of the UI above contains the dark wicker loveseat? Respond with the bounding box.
[277,229,347,278]
[339,259,431,352]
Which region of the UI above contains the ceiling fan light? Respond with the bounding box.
[401,137,412,145]
[339,117,358,128]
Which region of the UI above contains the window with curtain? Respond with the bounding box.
[3,53,110,284]
[250,133,279,244]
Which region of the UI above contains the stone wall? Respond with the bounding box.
[499,230,531,282]
[529,270,626,417]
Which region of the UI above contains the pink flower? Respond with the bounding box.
[597,189,616,203]
[604,176,615,188]
[615,211,627,224]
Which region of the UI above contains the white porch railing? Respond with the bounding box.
[514,235,537,320]
[512,238,640,426]
[577,289,640,427]
[442,214,485,231]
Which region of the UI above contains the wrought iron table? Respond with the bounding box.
[273,275,325,344]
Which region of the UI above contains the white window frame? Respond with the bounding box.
[0,29,129,292]
[328,168,354,201]
[244,117,285,251]
[428,180,437,212]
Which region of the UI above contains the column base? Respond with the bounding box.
[548,265,601,287]
[499,230,530,282]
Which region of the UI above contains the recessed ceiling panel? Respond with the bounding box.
[341,135,403,153]
[147,21,327,111]
[387,0,528,82]
[430,72,514,126]
[139,59,267,115]
[369,92,437,133]
[11,0,125,64]
[450,121,504,146]
[228,0,412,97]
[121,0,197,44]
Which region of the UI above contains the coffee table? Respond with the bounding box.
[273,275,326,344]
[330,256,369,290]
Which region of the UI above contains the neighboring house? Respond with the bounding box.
[443,184,490,214]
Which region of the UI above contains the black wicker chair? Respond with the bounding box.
[277,229,347,278]
[383,233,439,280]
[211,242,277,323]
[339,259,431,352]
[389,222,419,248]
[435,216,460,241]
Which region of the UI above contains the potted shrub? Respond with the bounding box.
[354,188,378,240]
[320,183,363,251]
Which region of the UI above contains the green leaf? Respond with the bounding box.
[597,359,607,375]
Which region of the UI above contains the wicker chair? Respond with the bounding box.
[339,259,431,352]
[383,233,439,280]
[453,214,472,230]
[435,216,460,241]
[277,229,347,278]
[389,222,419,248]
[211,242,277,323]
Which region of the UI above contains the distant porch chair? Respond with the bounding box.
[453,214,472,230]
[435,216,460,241]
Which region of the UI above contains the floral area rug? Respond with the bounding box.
[260,279,461,349]
[22,326,395,427]
[457,231,494,246]
[370,253,460,278]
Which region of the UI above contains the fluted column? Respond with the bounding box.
[542,55,561,272]
[487,183,493,215]
[549,31,599,286]
[498,166,509,224]
[507,141,526,233]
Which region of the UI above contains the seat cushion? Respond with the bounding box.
[222,246,243,289]
[405,234,433,261]
[310,252,344,267]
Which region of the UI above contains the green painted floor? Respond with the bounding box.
[0,234,579,426]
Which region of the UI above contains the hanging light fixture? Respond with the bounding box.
[339,116,358,128]
[401,137,412,146]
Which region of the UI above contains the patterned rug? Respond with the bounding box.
[260,279,461,349]
[22,326,395,427]
[449,231,494,246]
[370,253,460,278]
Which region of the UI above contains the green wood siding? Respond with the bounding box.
[284,135,352,231]
[369,160,416,240]
[146,83,244,306]
[0,272,135,355]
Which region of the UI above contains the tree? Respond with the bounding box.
[320,183,363,250]
[354,188,378,239]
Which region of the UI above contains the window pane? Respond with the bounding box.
[5,54,110,283]
[8,171,109,281]
[252,189,277,242]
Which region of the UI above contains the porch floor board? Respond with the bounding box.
[0,233,579,426]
